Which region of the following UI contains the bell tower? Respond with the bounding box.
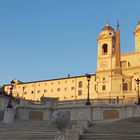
[134,21,140,53]
[97,23,116,71]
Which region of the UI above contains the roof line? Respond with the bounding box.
[4,74,95,86]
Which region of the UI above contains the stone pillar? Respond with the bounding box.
[65,129,79,140]
[55,130,79,140]
[52,110,70,140]
[112,76,123,93]
[114,23,122,75]
[55,131,65,140]
[112,23,123,94]
[3,108,15,124]
[135,106,140,117]
[18,109,29,120]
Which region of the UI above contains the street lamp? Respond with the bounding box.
[22,86,25,98]
[7,80,14,108]
[85,73,91,105]
[135,79,140,105]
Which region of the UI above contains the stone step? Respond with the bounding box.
[80,134,140,140]
[80,117,140,140]
[0,132,56,140]
[0,129,56,132]
[0,121,58,140]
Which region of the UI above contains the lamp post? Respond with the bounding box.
[22,86,25,98]
[85,74,91,105]
[7,80,14,108]
[135,79,140,105]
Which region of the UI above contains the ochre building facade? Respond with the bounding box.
[4,22,140,101]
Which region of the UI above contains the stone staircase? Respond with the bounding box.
[0,120,57,140]
[1,118,140,140]
[80,117,140,140]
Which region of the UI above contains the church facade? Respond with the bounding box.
[4,21,140,101]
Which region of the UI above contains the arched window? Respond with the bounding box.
[102,44,108,55]
[79,81,82,88]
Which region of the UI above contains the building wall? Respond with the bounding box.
[4,75,98,101]
[96,52,140,98]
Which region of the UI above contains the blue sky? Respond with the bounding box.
[0,0,140,85]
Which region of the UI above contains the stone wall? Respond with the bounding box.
[0,96,18,121]
[16,99,140,122]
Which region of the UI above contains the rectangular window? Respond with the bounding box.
[102,85,106,91]
[123,83,128,91]
[57,88,61,91]
[71,87,75,90]
[94,85,96,91]
[78,90,82,96]
[121,61,127,68]
[103,77,105,81]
